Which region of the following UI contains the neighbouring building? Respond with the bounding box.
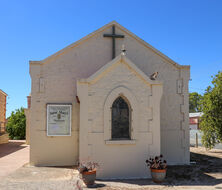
[24,94,31,144]
[26,21,190,179]
[0,89,9,144]
[189,112,203,130]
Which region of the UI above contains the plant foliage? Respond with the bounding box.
[200,71,222,149]
[189,92,203,113]
[78,162,99,174]
[145,155,167,170]
[6,107,26,140]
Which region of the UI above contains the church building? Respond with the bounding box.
[26,21,190,179]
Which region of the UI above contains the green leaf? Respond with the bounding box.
[200,71,222,149]
[6,107,26,140]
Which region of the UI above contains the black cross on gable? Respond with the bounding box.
[103,25,124,59]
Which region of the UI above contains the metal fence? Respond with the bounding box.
[190,129,222,149]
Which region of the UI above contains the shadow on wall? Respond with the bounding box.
[97,150,222,186]
[0,140,27,158]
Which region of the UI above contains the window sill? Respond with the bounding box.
[105,140,136,145]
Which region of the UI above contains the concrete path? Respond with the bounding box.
[0,140,29,178]
[0,165,80,190]
[0,145,222,189]
[0,164,221,190]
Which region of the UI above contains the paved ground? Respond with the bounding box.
[94,147,222,190]
[0,165,80,190]
[0,143,222,189]
[0,140,29,177]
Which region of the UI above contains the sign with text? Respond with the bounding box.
[47,104,72,136]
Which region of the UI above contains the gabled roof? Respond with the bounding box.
[0,89,7,96]
[78,53,162,86]
[30,21,190,69]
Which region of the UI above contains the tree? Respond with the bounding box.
[200,71,222,149]
[6,107,26,140]
[189,92,203,113]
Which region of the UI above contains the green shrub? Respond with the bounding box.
[6,107,26,140]
[200,71,222,149]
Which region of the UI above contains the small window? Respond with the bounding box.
[111,97,130,139]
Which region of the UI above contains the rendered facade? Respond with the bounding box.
[26,21,190,179]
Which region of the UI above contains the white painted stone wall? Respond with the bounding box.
[29,21,190,168]
[29,63,79,166]
[77,56,163,179]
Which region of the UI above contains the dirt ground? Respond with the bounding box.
[0,147,222,190]
[94,147,222,190]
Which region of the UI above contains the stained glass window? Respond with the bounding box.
[111,97,130,139]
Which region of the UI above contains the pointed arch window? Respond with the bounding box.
[111,96,131,139]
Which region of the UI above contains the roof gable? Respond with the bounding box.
[0,89,7,96]
[78,54,162,86]
[30,21,189,69]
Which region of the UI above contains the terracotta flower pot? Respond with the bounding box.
[81,170,96,187]
[150,168,166,183]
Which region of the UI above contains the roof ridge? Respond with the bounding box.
[30,21,190,69]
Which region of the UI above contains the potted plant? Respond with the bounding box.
[78,162,99,187]
[146,154,167,183]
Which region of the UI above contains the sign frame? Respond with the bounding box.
[46,104,72,136]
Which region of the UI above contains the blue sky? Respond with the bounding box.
[0,0,221,117]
